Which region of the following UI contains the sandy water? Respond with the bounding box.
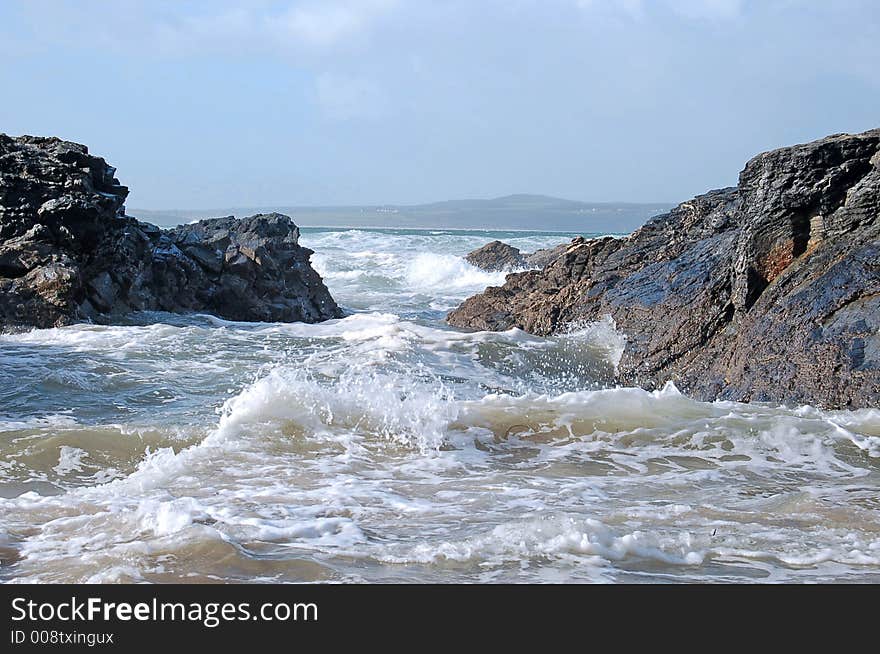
[1,227,879,583]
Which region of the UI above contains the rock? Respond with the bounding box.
[524,237,586,269]
[464,240,527,272]
[465,237,587,273]
[0,134,342,329]
[448,129,880,409]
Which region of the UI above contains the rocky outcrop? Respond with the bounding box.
[448,129,880,409]
[523,240,580,269]
[0,134,341,329]
[465,240,528,272]
[465,238,584,272]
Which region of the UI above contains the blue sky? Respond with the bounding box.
[1,0,878,209]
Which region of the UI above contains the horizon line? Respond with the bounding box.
[128,194,675,215]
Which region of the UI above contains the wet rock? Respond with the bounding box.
[465,236,588,273]
[448,129,880,409]
[464,240,527,272]
[0,134,342,328]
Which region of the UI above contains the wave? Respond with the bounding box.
[302,230,565,312]
[2,218,880,583]
[405,252,507,291]
[3,359,880,582]
[213,366,457,452]
[377,515,707,572]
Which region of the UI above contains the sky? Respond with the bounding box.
[1,0,878,209]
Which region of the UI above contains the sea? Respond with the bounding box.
[1,226,879,583]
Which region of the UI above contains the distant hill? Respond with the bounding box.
[130,194,672,233]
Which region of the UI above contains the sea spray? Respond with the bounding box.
[1,227,879,583]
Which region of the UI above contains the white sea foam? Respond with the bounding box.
[1,227,879,583]
[0,414,79,433]
[378,516,707,570]
[52,446,88,476]
[213,365,459,452]
[2,368,879,582]
[301,228,563,312]
[405,252,507,291]
[559,314,628,369]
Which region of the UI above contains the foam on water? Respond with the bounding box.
[303,227,562,315]
[405,252,507,290]
[1,227,879,583]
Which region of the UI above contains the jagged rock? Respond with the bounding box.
[465,237,587,273]
[448,129,880,409]
[0,134,342,328]
[464,240,527,272]
[523,239,582,269]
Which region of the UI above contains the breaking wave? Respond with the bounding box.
[1,227,879,583]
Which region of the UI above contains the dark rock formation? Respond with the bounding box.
[448,129,880,409]
[465,237,588,273]
[0,134,341,329]
[465,240,528,272]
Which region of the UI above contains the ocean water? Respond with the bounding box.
[1,227,879,583]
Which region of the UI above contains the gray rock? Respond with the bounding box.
[523,239,582,269]
[464,240,528,272]
[0,134,342,328]
[448,129,880,409]
[465,237,588,273]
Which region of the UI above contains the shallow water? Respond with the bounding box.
[1,227,879,583]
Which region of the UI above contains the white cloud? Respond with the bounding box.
[274,0,399,47]
[183,0,400,53]
[14,0,401,56]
